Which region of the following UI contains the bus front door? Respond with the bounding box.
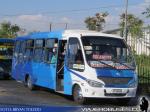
[56,40,67,92]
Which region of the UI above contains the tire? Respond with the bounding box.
[27,76,35,90]
[73,85,86,104]
[23,80,27,87]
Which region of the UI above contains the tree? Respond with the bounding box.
[0,22,21,38]
[142,6,150,18]
[119,13,143,51]
[85,12,108,31]
[120,13,143,38]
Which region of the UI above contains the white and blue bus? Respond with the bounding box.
[12,30,138,104]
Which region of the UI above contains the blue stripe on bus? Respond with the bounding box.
[96,69,134,77]
[67,68,86,80]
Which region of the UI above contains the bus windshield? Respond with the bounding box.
[82,36,135,70]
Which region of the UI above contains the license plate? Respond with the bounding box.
[112,89,123,93]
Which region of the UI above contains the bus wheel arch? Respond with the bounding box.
[25,74,35,90]
[72,83,86,104]
[25,74,29,83]
[72,84,78,95]
[23,74,29,87]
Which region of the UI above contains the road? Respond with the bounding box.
[0,79,148,107]
[0,80,78,106]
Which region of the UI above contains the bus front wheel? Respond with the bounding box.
[73,85,86,104]
[27,76,35,90]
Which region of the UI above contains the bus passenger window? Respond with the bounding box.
[14,41,20,58]
[25,40,34,61]
[17,41,26,63]
[67,38,84,71]
[25,49,32,61]
[34,39,44,62]
[26,40,34,47]
[50,48,57,63]
[44,39,58,63]
[34,48,43,62]
[44,49,53,62]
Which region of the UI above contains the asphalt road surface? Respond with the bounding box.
[0,79,148,107]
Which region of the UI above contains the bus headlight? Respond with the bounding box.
[128,81,137,88]
[86,79,104,87]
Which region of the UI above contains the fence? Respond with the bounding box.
[127,27,150,85]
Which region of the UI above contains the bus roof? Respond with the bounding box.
[15,30,123,40]
[63,30,123,39]
[15,31,63,40]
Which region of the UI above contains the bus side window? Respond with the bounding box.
[25,40,34,61]
[44,39,58,63]
[21,41,26,61]
[18,41,26,63]
[67,38,84,71]
[34,39,44,62]
[25,49,32,61]
[14,41,21,58]
[18,41,25,63]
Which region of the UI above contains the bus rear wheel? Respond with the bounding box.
[73,85,86,104]
[27,76,35,90]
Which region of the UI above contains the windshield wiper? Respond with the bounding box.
[99,60,116,69]
[117,62,134,70]
[112,58,134,70]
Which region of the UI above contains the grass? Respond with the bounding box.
[134,55,150,84]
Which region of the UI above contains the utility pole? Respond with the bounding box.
[50,23,52,32]
[65,23,68,30]
[124,0,128,41]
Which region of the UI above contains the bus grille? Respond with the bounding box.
[98,77,133,85]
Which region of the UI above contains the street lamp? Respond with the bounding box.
[124,0,128,41]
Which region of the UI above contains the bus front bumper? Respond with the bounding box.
[82,87,137,98]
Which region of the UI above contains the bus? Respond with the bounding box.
[12,30,138,104]
[0,38,14,79]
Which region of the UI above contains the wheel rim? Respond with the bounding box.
[74,86,83,102]
[27,77,32,88]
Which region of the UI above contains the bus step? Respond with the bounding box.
[56,91,64,94]
[17,80,23,83]
[58,74,64,79]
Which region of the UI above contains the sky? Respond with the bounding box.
[0,0,149,33]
